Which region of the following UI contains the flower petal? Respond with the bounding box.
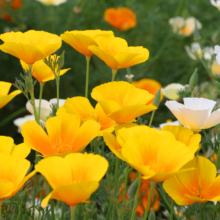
[0,90,21,109]
[203,109,220,129]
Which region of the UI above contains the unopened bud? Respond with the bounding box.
[148,209,156,220]
[128,178,138,198]
[57,51,65,69]
[189,69,198,91]
[194,22,201,41]
[152,88,161,107]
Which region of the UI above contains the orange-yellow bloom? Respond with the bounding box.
[0,30,62,64]
[21,110,101,156]
[62,96,116,136]
[132,78,163,104]
[91,81,156,124]
[104,7,136,31]
[0,153,35,201]
[20,55,70,83]
[0,81,21,109]
[88,36,149,70]
[163,156,220,205]
[35,153,108,207]
[117,125,195,182]
[60,30,114,57]
[0,136,30,159]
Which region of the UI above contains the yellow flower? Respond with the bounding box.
[60,30,114,57]
[88,36,149,70]
[132,78,163,104]
[36,0,67,6]
[62,96,116,136]
[21,110,101,156]
[0,153,35,201]
[35,153,108,207]
[163,156,220,205]
[20,55,70,83]
[0,136,30,159]
[211,60,220,77]
[0,81,21,109]
[0,30,62,64]
[161,83,185,100]
[117,125,195,182]
[104,7,136,31]
[91,81,156,124]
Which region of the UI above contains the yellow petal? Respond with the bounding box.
[0,81,11,95]
[11,143,31,159]
[0,136,14,154]
[0,182,15,199]
[0,90,21,109]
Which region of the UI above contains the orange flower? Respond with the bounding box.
[132,79,163,104]
[60,30,113,57]
[35,153,108,207]
[0,30,62,64]
[61,96,116,136]
[104,7,136,31]
[0,81,21,109]
[91,81,156,124]
[21,110,101,156]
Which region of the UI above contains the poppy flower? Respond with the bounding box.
[161,83,185,100]
[104,7,136,31]
[35,0,66,6]
[91,81,156,124]
[163,156,220,205]
[0,30,62,64]
[0,81,21,109]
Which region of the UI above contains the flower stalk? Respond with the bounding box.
[85,56,91,98]
[38,82,45,121]
[112,69,117,81]
[169,198,174,220]
[122,163,130,204]
[0,200,2,219]
[199,203,203,220]
[70,206,76,220]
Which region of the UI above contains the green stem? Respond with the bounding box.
[199,203,203,220]
[149,110,156,127]
[122,164,130,204]
[126,67,132,83]
[85,56,91,98]
[130,172,141,220]
[143,181,156,220]
[56,79,60,109]
[30,91,40,124]
[170,199,174,220]
[61,202,65,220]
[112,69,117,82]
[94,137,98,154]
[216,143,220,170]
[0,200,2,219]
[0,107,26,128]
[50,199,55,220]
[70,206,76,220]
[101,140,105,156]
[38,82,44,122]
[213,202,218,220]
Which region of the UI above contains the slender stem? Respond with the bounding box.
[216,143,220,170]
[112,69,117,82]
[213,202,218,220]
[50,199,55,220]
[122,164,130,204]
[126,67,132,83]
[199,203,203,220]
[94,137,98,154]
[56,79,60,109]
[101,140,105,156]
[61,202,65,220]
[170,199,174,220]
[143,181,156,220]
[38,82,44,122]
[0,107,26,128]
[149,110,156,127]
[130,172,141,220]
[70,206,76,220]
[85,56,91,98]
[0,200,2,219]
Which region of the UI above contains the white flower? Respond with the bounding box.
[169,16,202,36]
[203,47,214,60]
[35,0,67,6]
[161,83,185,100]
[159,120,180,129]
[26,98,66,121]
[211,0,220,10]
[13,115,35,133]
[214,45,220,65]
[165,97,220,132]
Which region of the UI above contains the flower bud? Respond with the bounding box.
[148,209,156,220]
[189,69,198,91]
[127,178,138,198]
[57,51,65,69]
[153,88,161,107]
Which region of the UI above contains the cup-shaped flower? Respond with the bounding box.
[211,60,220,77]
[117,126,195,182]
[0,136,30,159]
[35,0,67,6]
[21,110,101,156]
[26,98,66,121]
[165,97,220,132]
[132,79,163,104]
[0,81,21,109]
[163,156,220,205]
[210,0,220,10]
[91,81,157,124]
[62,96,116,136]
[20,55,70,83]
[104,7,136,31]
[0,30,62,64]
[60,30,114,57]
[161,83,185,100]
[0,153,35,201]
[35,153,108,207]
[88,36,149,70]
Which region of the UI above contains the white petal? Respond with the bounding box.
[162,83,185,100]
[49,98,66,107]
[159,120,180,129]
[203,109,220,129]
[178,108,209,131]
[216,53,220,65]
[214,45,220,54]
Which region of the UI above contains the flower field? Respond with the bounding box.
[1,0,220,220]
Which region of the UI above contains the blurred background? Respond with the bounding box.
[0,0,219,144]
